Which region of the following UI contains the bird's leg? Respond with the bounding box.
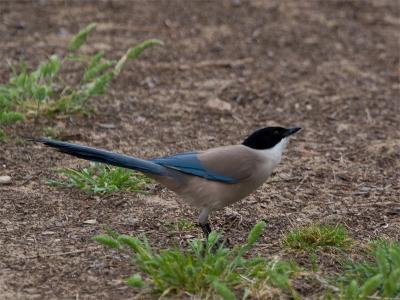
[198,208,211,239]
[198,208,216,253]
[198,208,226,251]
[200,223,212,238]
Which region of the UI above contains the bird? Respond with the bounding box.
[32,126,301,238]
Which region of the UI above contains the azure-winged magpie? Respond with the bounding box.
[32,126,301,237]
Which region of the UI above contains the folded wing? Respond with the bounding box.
[151,145,256,184]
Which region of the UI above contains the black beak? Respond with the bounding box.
[284,127,302,137]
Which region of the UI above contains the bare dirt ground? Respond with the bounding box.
[1,0,399,299]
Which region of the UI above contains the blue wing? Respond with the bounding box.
[150,152,238,184]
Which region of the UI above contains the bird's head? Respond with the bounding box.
[242,127,301,150]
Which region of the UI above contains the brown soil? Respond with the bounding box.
[1,0,399,299]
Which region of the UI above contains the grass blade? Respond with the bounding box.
[69,23,97,52]
[213,281,237,300]
[114,39,163,76]
[92,235,121,249]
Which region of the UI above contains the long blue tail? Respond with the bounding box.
[33,138,166,176]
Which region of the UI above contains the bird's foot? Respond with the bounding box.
[199,223,231,253]
[214,237,230,249]
[199,223,212,237]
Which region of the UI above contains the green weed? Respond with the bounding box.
[283,224,352,252]
[93,221,301,299]
[0,23,162,134]
[283,224,352,272]
[42,126,63,139]
[0,128,7,142]
[166,217,196,231]
[333,239,400,299]
[0,111,25,125]
[48,162,152,194]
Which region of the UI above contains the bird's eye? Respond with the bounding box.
[273,130,279,135]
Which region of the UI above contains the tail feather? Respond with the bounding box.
[32,137,166,176]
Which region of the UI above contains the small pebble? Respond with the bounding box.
[0,176,11,185]
[83,219,97,225]
[206,98,232,112]
[98,123,117,129]
[41,231,56,235]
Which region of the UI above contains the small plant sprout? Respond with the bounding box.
[47,162,152,194]
[166,217,196,231]
[42,126,63,139]
[93,221,301,299]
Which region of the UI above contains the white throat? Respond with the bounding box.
[258,137,288,164]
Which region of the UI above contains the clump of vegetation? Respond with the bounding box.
[92,222,399,299]
[93,221,301,299]
[175,218,196,231]
[283,224,352,272]
[0,128,7,142]
[48,162,152,194]
[283,224,352,252]
[332,239,400,299]
[42,126,64,139]
[166,217,196,231]
[0,22,162,135]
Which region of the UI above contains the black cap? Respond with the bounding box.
[242,127,301,150]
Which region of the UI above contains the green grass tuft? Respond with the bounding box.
[283,224,352,252]
[0,128,7,142]
[42,126,63,139]
[0,111,24,125]
[47,162,152,194]
[93,221,301,299]
[166,217,196,231]
[334,239,400,299]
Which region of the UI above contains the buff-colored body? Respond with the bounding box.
[150,139,288,224]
